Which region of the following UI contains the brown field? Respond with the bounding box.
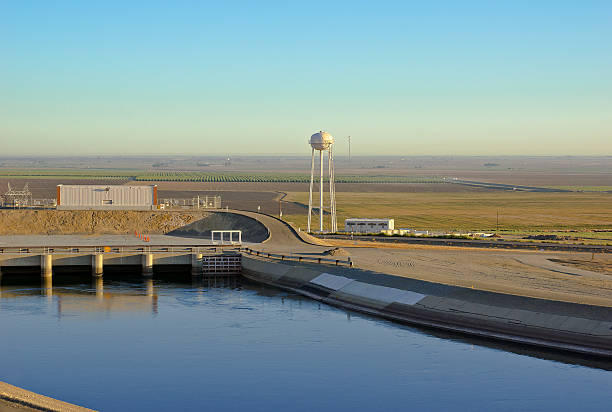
[282,191,612,239]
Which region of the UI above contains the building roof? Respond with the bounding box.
[345,218,393,222]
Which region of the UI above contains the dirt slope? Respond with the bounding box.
[168,212,269,242]
[0,210,212,235]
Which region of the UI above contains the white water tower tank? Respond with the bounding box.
[309,131,334,150]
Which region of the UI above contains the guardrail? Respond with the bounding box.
[241,247,353,267]
[0,244,240,255]
[315,234,612,254]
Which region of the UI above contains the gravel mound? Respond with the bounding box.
[0,210,210,235]
[323,247,350,256]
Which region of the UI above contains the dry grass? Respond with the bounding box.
[283,191,612,234]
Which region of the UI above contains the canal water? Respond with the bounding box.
[0,275,611,411]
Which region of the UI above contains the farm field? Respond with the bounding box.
[1,157,610,245]
[0,168,443,184]
[281,191,612,244]
[1,155,611,187]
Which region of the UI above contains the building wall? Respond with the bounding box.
[57,185,157,210]
[344,218,394,233]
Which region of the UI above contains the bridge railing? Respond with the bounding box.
[240,247,353,267]
[0,245,241,255]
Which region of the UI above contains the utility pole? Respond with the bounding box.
[348,136,351,163]
[496,209,499,233]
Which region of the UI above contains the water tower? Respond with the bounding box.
[308,131,337,233]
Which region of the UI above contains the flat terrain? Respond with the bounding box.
[232,210,612,307]
[282,191,612,243]
[1,156,610,244]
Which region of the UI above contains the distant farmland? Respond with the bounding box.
[0,169,444,184]
[134,172,444,184]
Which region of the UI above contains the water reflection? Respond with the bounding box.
[94,276,103,301]
[41,276,53,298]
[0,276,161,317]
[0,274,611,375]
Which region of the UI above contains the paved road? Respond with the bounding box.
[227,210,612,307]
[448,178,573,192]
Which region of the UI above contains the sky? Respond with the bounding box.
[1,1,611,156]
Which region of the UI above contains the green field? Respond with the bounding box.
[0,169,444,184]
[133,172,443,183]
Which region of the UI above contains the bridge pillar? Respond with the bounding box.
[191,253,203,275]
[92,254,104,277]
[142,253,154,277]
[41,254,52,278]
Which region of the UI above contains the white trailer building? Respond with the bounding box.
[56,185,158,210]
[344,218,394,233]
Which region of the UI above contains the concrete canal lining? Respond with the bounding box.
[241,255,612,358]
[0,381,96,412]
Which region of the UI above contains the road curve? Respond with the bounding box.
[221,209,329,249]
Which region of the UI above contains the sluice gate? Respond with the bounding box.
[201,254,241,275]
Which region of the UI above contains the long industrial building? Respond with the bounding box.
[56,185,158,210]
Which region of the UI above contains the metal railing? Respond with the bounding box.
[0,244,241,255]
[241,247,353,267]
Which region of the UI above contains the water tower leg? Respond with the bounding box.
[328,147,336,233]
[308,147,314,232]
[319,149,324,232]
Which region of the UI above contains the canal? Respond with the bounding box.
[0,274,611,411]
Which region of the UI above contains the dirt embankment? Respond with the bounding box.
[0,210,212,235]
[168,212,269,242]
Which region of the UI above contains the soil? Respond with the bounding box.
[549,258,612,274]
[323,247,350,256]
[0,210,211,235]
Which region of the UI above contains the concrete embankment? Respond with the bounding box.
[0,381,95,411]
[242,255,612,358]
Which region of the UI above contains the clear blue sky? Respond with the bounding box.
[1,1,610,156]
